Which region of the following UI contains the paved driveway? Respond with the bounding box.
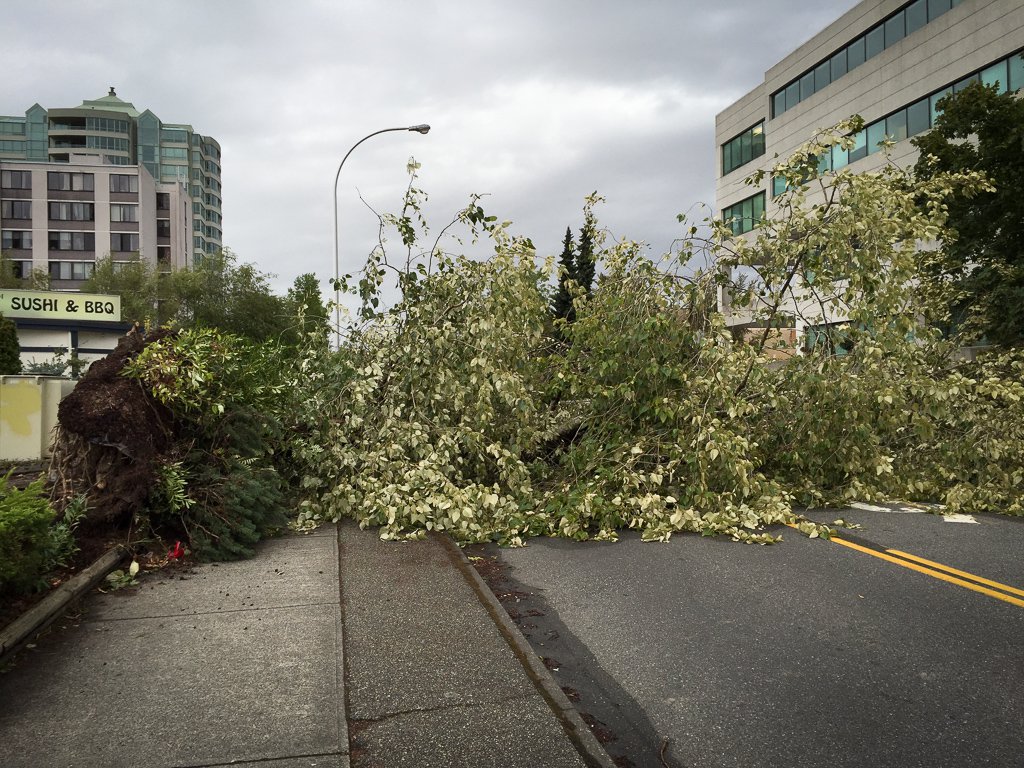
[479,506,1024,768]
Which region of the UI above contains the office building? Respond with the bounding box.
[714,0,1024,335]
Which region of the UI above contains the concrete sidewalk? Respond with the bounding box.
[0,522,610,767]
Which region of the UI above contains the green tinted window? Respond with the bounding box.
[865,26,884,59]
[1011,54,1024,92]
[849,130,867,163]
[867,121,886,154]
[907,98,930,136]
[930,87,951,125]
[830,49,848,81]
[905,0,927,34]
[886,110,908,141]
[847,36,866,69]
[885,13,906,47]
[981,61,1008,92]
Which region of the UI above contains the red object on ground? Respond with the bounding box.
[168,541,184,560]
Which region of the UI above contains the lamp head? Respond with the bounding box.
[408,124,431,134]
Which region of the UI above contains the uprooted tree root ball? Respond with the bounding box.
[49,327,176,528]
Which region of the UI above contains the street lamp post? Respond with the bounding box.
[332,124,431,347]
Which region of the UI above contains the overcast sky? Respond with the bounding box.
[6,0,857,298]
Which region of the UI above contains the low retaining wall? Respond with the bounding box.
[0,376,76,462]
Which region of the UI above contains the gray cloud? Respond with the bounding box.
[5,0,857,294]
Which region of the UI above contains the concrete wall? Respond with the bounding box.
[0,375,75,461]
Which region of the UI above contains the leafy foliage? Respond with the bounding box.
[0,313,20,375]
[285,124,1023,550]
[0,474,82,594]
[121,328,290,559]
[912,81,1024,347]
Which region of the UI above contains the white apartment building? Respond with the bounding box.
[714,0,1024,339]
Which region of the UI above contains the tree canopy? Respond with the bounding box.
[912,80,1024,348]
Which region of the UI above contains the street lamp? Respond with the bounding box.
[332,124,431,347]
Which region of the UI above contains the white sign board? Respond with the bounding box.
[0,289,122,321]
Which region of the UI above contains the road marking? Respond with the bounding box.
[786,524,1024,608]
[885,549,1024,600]
[830,537,1024,608]
[942,513,978,524]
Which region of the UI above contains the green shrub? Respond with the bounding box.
[0,473,56,594]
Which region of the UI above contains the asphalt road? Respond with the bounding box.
[476,506,1024,768]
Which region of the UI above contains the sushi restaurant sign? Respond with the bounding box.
[0,289,121,321]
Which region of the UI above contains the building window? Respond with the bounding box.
[110,204,139,223]
[722,122,766,175]
[0,122,26,136]
[770,0,965,118]
[109,174,139,193]
[47,171,95,191]
[1,230,32,249]
[111,233,140,252]
[1,170,31,189]
[7,259,30,278]
[48,202,95,221]
[48,231,95,251]
[157,220,171,238]
[1,200,31,219]
[722,192,765,236]
[156,192,170,211]
[48,261,95,280]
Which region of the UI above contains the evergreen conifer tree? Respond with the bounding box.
[575,217,596,298]
[551,227,577,322]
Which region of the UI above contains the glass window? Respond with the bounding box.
[799,71,815,101]
[109,174,139,193]
[814,61,831,92]
[110,233,140,252]
[1,200,31,219]
[884,13,906,47]
[110,204,139,223]
[832,143,849,170]
[830,49,848,81]
[906,0,927,34]
[785,81,800,110]
[865,26,885,60]
[886,110,908,141]
[930,86,951,126]
[953,74,979,93]
[981,61,1008,92]
[907,98,930,136]
[867,121,887,154]
[1,170,31,189]
[771,175,788,197]
[739,131,751,166]
[752,123,765,157]
[1011,53,1024,92]
[722,122,766,175]
[722,192,765,236]
[772,91,787,117]
[927,0,951,19]
[847,37,866,69]
[1,230,32,249]
[849,129,867,163]
[48,231,94,251]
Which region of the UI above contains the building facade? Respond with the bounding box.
[714,0,1024,335]
[1,88,221,264]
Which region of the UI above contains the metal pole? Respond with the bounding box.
[333,124,430,348]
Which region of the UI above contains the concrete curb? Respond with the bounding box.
[440,535,619,768]
[0,545,127,667]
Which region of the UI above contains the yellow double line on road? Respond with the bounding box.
[788,525,1024,608]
